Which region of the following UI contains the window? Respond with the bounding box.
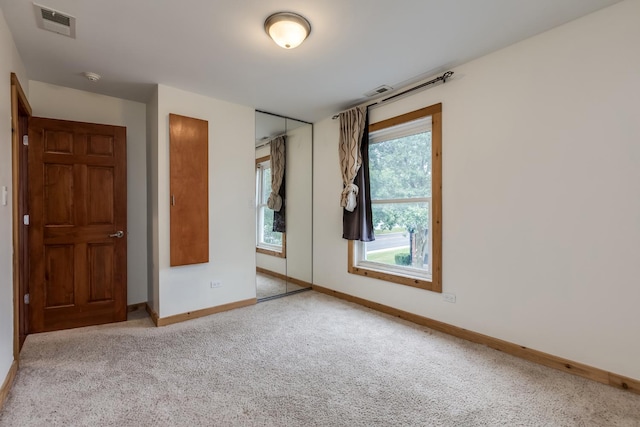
[256,156,286,257]
[348,104,442,292]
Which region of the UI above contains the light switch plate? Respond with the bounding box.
[1,186,7,206]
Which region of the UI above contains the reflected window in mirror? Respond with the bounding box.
[256,155,286,258]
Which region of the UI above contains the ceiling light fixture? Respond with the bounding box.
[83,71,101,82]
[264,12,311,49]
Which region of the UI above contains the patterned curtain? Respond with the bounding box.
[338,107,366,212]
[267,136,286,212]
[342,110,374,242]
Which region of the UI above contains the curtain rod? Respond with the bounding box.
[332,71,453,120]
[256,132,287,148]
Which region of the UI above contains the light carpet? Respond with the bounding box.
[1,291,639,426]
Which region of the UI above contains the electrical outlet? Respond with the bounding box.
[210,281,222,289]
[442,293,456,303]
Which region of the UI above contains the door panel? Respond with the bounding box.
[29,117,127,332]
[87,167,114,224]
[44,245,75,307]
[169,114,209,266]
[44,130,74,154]
[44,164,74,225]
[88,243,115,302]
[87,134,114,156]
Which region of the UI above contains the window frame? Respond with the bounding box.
[348,103,442,292]
[256,155,286,258]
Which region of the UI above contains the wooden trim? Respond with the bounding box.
[255,155,270,165]
[256,232,286,258]
[256,247,286,258]
[155,299,256,327]
[257,267,286,280]
[11,73,32,361]
[11,76,19,360]
[127,302,147,312]
[431,110,443,292]
[10,73,32,116]
[0,360,18,411]
[256,267,313,289]
[312,284,640,395]
[145,303,159,327]
[609,372,640,395]
[369,103,442,133]
[347,243,437,291]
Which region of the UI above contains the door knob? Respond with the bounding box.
[109,230,124,238]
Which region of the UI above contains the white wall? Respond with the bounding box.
[146,86,159,313]
[153,85,256,318]
[0,7,27,385]
[313,0,640,380]
[28,81,148,305]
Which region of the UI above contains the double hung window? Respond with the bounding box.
[256,156,285,257]
[349,104,442,292]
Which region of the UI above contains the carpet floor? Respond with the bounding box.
[1,291,639,426]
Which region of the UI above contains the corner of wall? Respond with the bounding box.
[146,85,160,313]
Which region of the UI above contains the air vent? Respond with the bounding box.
[364,85,393,98]
[34,3,76,38]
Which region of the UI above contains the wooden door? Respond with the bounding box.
[28,117,127,332]
[169,114,209,266]
[18,108,29,346]
[11,72,32,354]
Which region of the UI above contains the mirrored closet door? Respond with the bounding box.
[255,111,312,300]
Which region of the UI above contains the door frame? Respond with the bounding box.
[11,73,32,360]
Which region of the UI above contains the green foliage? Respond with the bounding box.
[394,252,412,266]
[262,208,282,246]
[369,132,431,200]
[366,247,409,265]
[368,131,431,269]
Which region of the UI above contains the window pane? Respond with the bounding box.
[369,131,431,200]
[261,167,271,203]
[261,206,282,246]
[365,202,430,271]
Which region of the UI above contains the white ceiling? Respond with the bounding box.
[0,0,621,122]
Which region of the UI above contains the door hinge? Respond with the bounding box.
[24,293,30,304]
[22,135,28,146]
[23,214,30,225]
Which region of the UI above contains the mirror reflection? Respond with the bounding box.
[255,111,313,300]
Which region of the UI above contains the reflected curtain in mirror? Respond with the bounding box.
[268,136,286,232]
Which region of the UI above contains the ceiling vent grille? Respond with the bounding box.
[364,85,393,98]
[34,3,76,38]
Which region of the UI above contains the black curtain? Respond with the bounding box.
[343,111,374,242]
[273,164,286,233]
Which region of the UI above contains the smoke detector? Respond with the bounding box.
[83,72,101,82]
[34,3,76,38]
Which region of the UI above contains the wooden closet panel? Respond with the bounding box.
[169,114,209,266]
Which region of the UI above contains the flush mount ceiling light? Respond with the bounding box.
[264,12,311,49]
[83,71,101,82]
